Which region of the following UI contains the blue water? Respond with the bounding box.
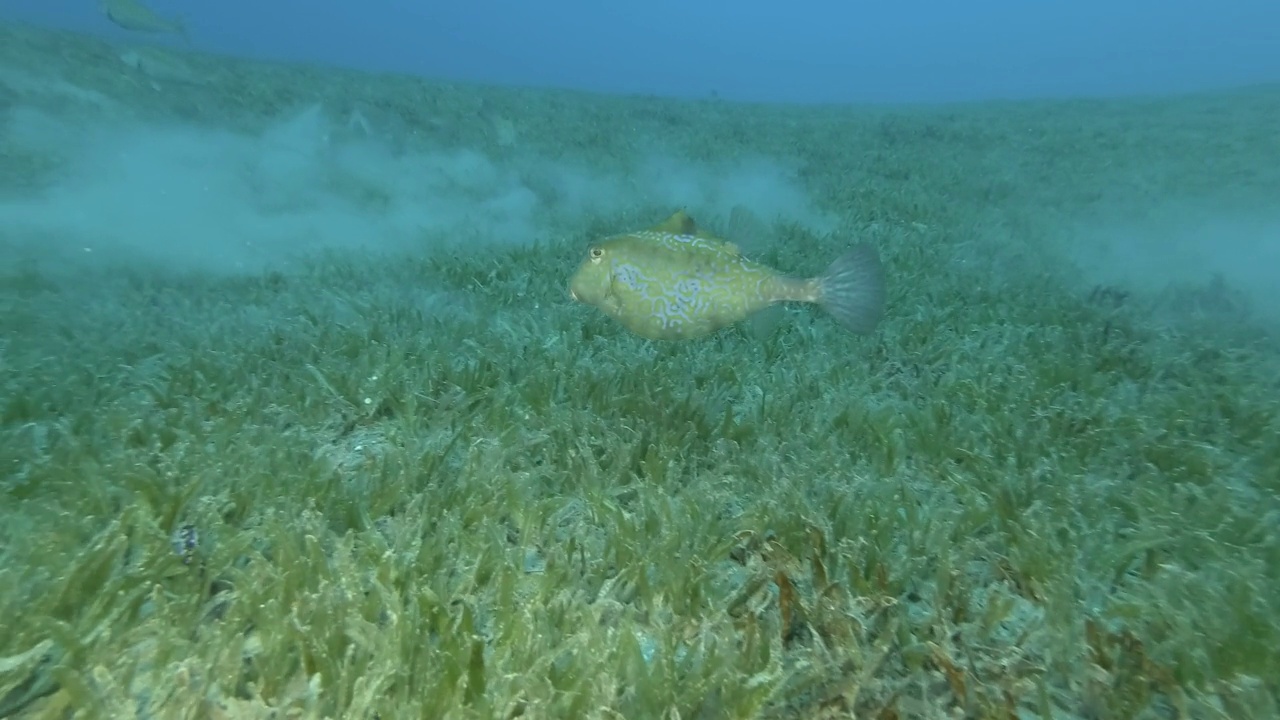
[4,0,1279,103]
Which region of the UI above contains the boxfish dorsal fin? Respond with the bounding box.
[648,209,741,255]
[651,209,699,236]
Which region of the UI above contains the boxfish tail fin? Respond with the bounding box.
[817,244,886,334]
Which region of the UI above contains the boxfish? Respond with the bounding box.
[568,207,885,341]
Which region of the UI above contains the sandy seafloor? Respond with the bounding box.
[1,20,1279,720]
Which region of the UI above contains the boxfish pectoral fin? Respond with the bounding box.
[746,304,786,338]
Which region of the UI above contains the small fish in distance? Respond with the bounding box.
[101,0,188,40]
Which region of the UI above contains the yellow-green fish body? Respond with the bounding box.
[568,208,885,340]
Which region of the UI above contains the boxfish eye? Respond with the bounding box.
[589,247,604,261]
